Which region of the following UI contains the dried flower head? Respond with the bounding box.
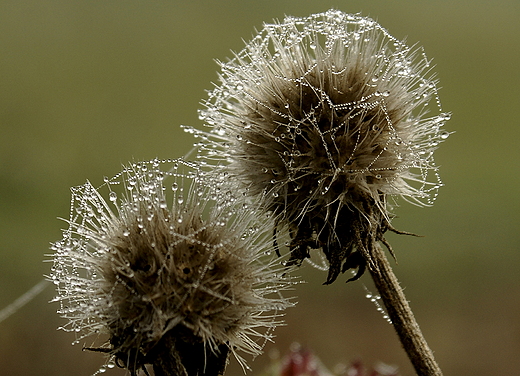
[49,159,294,375]
[189,10,450,284]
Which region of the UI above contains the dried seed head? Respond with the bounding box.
[49,159,294,375]
[189,10,450,284]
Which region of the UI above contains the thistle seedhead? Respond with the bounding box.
[188,10,450,284]
[49,159,295,375]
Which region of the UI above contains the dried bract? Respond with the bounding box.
[189,10,450,284]
[49,159,294,375]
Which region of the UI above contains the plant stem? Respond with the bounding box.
[368,242,443,376]
[151,328,229,376]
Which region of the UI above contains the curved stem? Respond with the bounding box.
[368,242,443,376]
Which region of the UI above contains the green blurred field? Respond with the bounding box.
[1,1,519,375]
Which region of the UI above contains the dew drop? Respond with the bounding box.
[440,131,450,140]
[109,192,117,202]
[439,112,451,121]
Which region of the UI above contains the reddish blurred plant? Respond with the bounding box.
[344,360,399,376]
[261,343,399,376]
[279,344,328,376]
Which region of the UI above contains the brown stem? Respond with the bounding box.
[368,242,443,376]
[151,327,230,376]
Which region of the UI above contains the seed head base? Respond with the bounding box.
[285,189,406,285]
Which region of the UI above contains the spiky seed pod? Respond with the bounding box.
[49,159,295,376]
[189,10,450,284]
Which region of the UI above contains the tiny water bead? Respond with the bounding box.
[108,191,117,202]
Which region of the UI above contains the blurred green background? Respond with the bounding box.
[1,1,519,375]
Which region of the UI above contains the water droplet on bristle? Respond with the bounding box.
[440,131,450,140]
[109,192,117,202]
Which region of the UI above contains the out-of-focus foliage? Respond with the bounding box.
[259,344,399,376]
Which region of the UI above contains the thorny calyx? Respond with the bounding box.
[284,191,415,285]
